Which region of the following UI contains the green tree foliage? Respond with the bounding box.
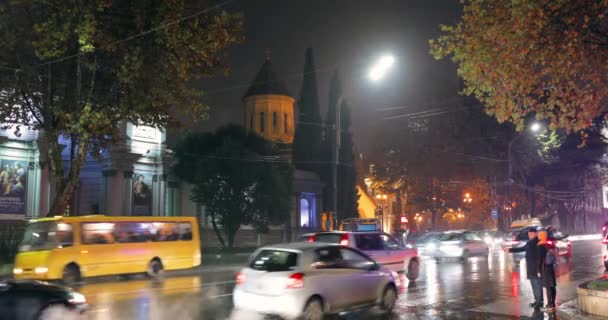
[430,0,608,133]
[172,125,292,249]
[293,48,322,173]
[0,0,242,216]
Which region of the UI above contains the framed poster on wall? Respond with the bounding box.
[132,173,153,216]
[0,159,27,214]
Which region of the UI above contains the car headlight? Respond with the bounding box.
[13,268,23,275]
[68,292,87,304]
[426,243,437,251]
[34,267,48,274]
[406,244,414,249]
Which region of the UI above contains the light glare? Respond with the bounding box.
[369,55,395,81]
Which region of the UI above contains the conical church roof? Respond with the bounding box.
[243,59,290,99]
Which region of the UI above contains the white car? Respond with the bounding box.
[429,230,489,260]
[232,242,399,320]
[308,231,420,280]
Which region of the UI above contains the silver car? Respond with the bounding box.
[232,242,399,320]
[430,230,489,260]
[308,231,420,280]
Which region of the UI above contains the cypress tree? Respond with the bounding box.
[293,48,322,172]
[321,70,359,218]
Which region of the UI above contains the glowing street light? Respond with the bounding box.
[368,55,395,81]
[530,122,542,133]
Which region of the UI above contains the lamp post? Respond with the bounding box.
[507,122,542,182]
[505,121,542,228]
[332,55,395,224]
[376,193,388,231]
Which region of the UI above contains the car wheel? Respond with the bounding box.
[37,304,78,320]
[460,250,469,262]
[146,258,164,279]
[406,259,420,281]
[301,297,324,320]
[62,264,81,286]
[379,285,397,313]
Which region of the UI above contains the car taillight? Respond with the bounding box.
[308,235,316,242]
[602,239,608,244]
[236,272,246,285]
[286,272,304,289]
[604,255,607,261]
[603,226,607,231]
[339,234,349,246]
[547,240,553,245]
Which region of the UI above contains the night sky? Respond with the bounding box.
[198,0,463,152]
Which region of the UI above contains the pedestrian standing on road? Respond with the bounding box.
[508,227,543,308]
[537,230,558,312]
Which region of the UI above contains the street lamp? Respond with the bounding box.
[332,55,395,224]
[376,193,388,231]
[508,121,543,181]
[369,55,395,81]
[504,121,542,228]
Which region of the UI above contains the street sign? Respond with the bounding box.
[491,208,498,219]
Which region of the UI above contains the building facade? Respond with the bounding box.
[0,58,324,243]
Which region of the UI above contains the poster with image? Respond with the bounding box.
[132,173,153,216]
[0,159,27,214]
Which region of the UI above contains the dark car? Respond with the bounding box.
[0,280,87,320]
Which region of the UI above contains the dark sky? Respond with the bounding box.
[198,0,463,152]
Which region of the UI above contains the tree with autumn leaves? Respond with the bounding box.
[430,0,608,134]
[0,0,242,216]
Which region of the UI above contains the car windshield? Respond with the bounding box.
[417,233,440,243]
[19,221,73,252]
[512,229,529,241]
[313,233,344,244]
[440,233,463,241]
[249,249,298,272]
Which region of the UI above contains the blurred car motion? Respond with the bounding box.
[502,226,571,260]
[233,242,399,320]
[407,232,442,256]
[0,280,86,320]
[307,231,420,280]
[428,230,489,261]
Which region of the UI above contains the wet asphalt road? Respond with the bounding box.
[76,239,605,320]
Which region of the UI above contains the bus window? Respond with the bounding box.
[176,222,193,240]
[156,223,177,241]
[82,223,116,245]
[20,222,73,251]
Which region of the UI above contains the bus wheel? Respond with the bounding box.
[147,258,164,279]
[62,264,81,286]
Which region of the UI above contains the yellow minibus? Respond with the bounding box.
[13,215,201,284]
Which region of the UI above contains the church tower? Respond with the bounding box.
[243,57,295,145]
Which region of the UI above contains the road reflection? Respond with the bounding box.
[80,275,231,320]
[70,242,593,320]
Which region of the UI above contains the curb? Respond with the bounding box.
[557,299,608,320]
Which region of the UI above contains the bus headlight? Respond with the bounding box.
[68,292,87,305]
[34,267,48,274]
[13,268,23,275]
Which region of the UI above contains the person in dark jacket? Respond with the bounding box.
[538,230,557,312]
[508,227,543,308]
